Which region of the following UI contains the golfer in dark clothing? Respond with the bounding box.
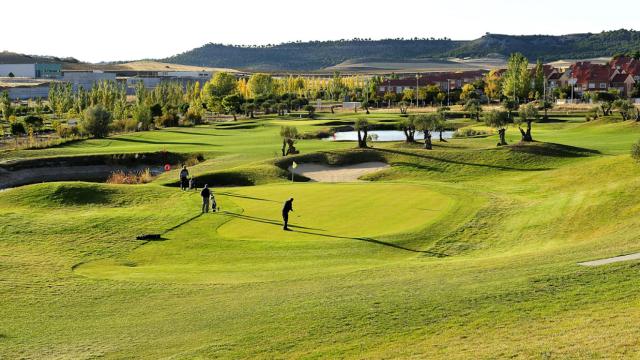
[282,198,294,230]
[201,184,211,213]
[179,166,189,191]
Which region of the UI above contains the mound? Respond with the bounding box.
[505,142,600,157]
[0,182,160,207]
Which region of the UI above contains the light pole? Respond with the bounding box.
[447,79,451,106]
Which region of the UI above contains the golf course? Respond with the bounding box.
[2,109,640,358]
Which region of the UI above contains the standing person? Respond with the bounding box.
[179,165,189,191]
[201,184,211,213]
[282,198,294,230]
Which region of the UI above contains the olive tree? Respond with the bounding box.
[280,126,299,156]
[516,103,539,142]
[463,99,483,121]
[399,116,416,142]
[414,114,440,150]
[484,110,509,146]
[354,118,370,148]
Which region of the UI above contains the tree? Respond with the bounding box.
[23,115,44,132]
[436,106,449,142]
[248,73,275,98]
[484,110,509,146]
[10,121,26,137]
[414,114,439,149]
[460,84,477,102]
[398,101,408,114]
[613,99,635,120]
[399,116,416,142]
[516,103,539,142]
[242,102,256,118]
[596,91,618,115]
[503,99,519,119]
[538,99,554,120]
[8,72,15,78]
[279,126,299,156]
[463,99,482,121]
[0,90,12,121]
[533,59,545,97]
[483,70,501,103]
[383,92,395,107]
[361,100,370,114]
[502,53,531,102]
[203,72,237,112]
[82,105,112,138]
[303,104,315,118]
[222,94,242,120]
[133,104,153,131]
[354,118,369,148]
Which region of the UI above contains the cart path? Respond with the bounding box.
[578,252,640,266]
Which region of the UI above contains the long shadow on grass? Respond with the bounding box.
[163,213,204,233]
[378,148,552,172]
[292,229,446,256]
[222,212,325,231]
[222,211,445,256]
[217,192,280,203]
[112,137,218,147]
[162,130,231,137]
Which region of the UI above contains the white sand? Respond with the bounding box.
[289,162,389,182]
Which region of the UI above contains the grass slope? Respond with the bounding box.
[3,113,640,358]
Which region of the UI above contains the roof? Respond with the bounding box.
[611,73,634,83]
[571,62,612,84]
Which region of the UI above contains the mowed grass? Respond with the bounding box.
[76,183,458,284]
[3,112,640,358]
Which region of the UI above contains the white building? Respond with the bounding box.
[62,70,117,91]
[0,64,37,78]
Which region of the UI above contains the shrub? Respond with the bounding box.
[112,118,138,132]
[106,168,154,184]
[453,128,490,138]
[133,105,153,131]
[10,121,26,136]
[184,109,203,125]
[632,140,640,162]
[155,111,179,128]
[82,105,112,138]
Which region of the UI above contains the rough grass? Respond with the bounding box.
[4,112,640,358]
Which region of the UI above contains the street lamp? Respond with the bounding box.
[415,73,420,108]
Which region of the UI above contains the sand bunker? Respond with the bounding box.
[288,162,389,182]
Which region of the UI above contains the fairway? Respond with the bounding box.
[75,183,457,284]
[5,111,640,358]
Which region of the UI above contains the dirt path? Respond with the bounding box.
[578,252,640,266]
[288,162,389,182]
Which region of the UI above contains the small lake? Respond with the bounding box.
[324,130,454,142]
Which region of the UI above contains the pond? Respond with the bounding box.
[324,130,455,142]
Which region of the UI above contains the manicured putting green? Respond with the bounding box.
[217,183,452,240]
[75,183,455,284]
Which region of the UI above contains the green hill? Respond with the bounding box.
[163,29,640,71]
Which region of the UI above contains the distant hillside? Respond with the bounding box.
[450,30,640,60]
[163,29,640,71]
[163,39,462,71]
[0,51,79,65]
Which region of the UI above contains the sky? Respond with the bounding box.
[3,0,639,63]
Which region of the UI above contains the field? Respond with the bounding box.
[2,110,640,358]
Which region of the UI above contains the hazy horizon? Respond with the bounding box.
[4,0,640,63]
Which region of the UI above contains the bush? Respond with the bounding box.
[184,109,203,125]
[632,140,640,162]
[82,105,112,138]
[112,118,138,132]
[453,128,490,138]
[106,168,154,184]
[155,111,179,128]
[10,121,26,136]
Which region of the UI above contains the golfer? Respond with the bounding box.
[201,184,211,213]
[282,198,294,230]
[179,165,189,191]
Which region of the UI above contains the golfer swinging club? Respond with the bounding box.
[282,198,294,231]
